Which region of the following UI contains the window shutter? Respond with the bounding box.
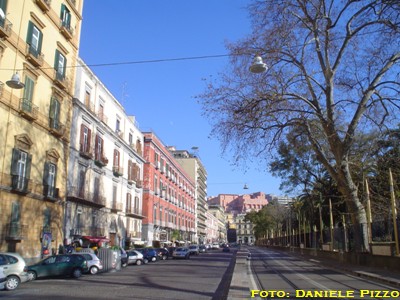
[43,161,50,185]
[95,134,99,160]
[25,153,32,179]
[54,50,60,70]
[37,30,43,54]
[62,56,67,77]
[26,21,33,45]
[60,4,66,19]
[87,128,92,150]
[80,124,85,149]
[23,76,34,103]
[10,148,19,175]
[49,97,56,118]
[0,0,7,13]
[11,202,20,224]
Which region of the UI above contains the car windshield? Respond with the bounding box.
[176,248,186,251]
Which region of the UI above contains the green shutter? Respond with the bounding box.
[37,30,43,53]
[54,50,60,70]
[0,0,7,13]
[63,56,67,77]
[11,202,20,224]
[26,21,33,45]
[23,77,34,108]
[60,4,66,19]
[26,153,32,179]
[43,162,49,185]
[10,148,19,175]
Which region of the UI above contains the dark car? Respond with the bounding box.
[27,254,88,280]
[135,248,158,263]
[155,248,169,260]
[222,246,230,252]
[167,247,176,257]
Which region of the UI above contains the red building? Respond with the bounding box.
[142,132,196,247]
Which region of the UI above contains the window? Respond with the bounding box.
[10,148,31,192]
[9,202,21,237]
[54,50,67,80]
[43,161,57,198]
[154,176,158,194]
[60,4,71,29]
[26,21,42,57]
[128,133,133,145]
[84,89,91,107]
[78,169,85,198]
[134,196,139,214]
[43,208,51,230]
[116,119,120,133]
[80,124,91,154]
[49,97,61,129]
[22,76,35,112]
[126,193,132,212]
[113,149,120,167]
[93,177,100,201]
[94,134,104,161]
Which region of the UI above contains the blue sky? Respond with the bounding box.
[79,0,283,197]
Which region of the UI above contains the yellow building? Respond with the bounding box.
[0,0,83,263]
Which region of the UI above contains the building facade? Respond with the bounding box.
[169,149,208,244]
[66,58,145,248]
[0,0,83,262]
[142,133,196,247]
[208,204,226,243]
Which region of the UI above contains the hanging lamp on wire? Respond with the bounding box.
[249,55,267,74]
[243,183,249,190]
[6,72,25,89]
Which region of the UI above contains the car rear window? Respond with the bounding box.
[4,255,18,264]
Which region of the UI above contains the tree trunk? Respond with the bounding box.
[337,161,369,252]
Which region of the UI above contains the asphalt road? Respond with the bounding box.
[0,249,235,300]
[248,247,400,300]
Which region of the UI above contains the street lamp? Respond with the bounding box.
[6,72,25,89]
[249,56,267,74]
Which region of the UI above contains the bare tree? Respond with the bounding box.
[198,0,400,251]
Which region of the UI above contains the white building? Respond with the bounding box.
[65,58,145,248]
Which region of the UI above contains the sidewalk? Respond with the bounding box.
[227,247,400,300]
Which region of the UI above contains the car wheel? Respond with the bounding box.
[151,256,157,262]
[27,271,37,281]
[90,266,99,275]
[144,258,149,264]
[72,268,82,278]
[5,276,20,291]
[162,255,167,260]
[136,260,142,266]
[122,261,127,268]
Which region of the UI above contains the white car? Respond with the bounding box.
[172,247,190,259]
[0,252,29,290]
[78,253,103,275]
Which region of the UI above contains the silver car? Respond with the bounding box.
[172,247,190,259]
[0,252,29,290]
[127,250,145,265]
[0,266,6,290]
[79,253,103,275]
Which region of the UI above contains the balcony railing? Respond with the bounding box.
[89,226,105,237]
[67,186,106,208]
[11,175,31,194]
[111,201,123,212]
[35,0,51,12]
[0,16,12,38]
[79,143,93,159]
[112,166,123,177]
[53,71,69,90]
[43,185,59,200]
[94,155,108,168]
[49,118,65,137]
[126,207,142,217]
[19,98,39,121]
[96,111,108,125]
[5,224,27,240]
[26,44,44,67]
[60,20,74,40]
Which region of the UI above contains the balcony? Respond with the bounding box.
[136,179,143,189]
[49,118,65,137]
[0,16,12,38]
[26,44,44,67]
[35,0,51,12]
[96,111,108,125]
[19,98,39,121]
[94,156,108,168]
[67,186,106,208]
[43,185,59,201]
[128,231,141,239]
[11,175,31,194]
[111,201,123,212]
[89,226,105,237]
[5,224,27,241]
[53,71,69,90]
[79,143,93,160]
[60,20,74,40]
[112,166,123,177]
[126,207,143,219]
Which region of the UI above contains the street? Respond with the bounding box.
[0,250,235,300]
[247,247,400,300]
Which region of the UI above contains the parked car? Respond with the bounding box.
[126,250,145,265]
[188,245,199,256]
[0,252,29,291]
[172,247,190,259]
[167,247,177,257]
[156,248,169,260]
[199,245,207,253]
[0,267,7,290]
[77,253,103,275]
[212,243,220,249]
[27,254,88,280]
[135,248,158,262]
